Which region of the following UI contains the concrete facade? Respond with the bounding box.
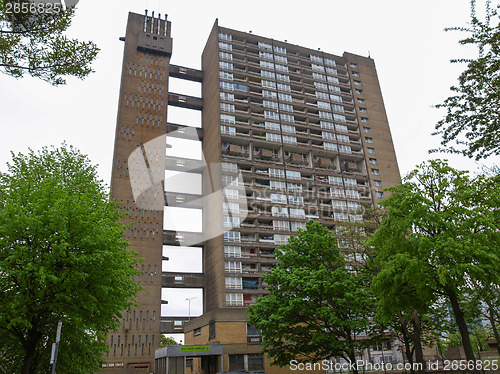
[106,12,401,373]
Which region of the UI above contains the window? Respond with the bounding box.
[219,42,232,51]
[224,188,239,200]
[219,33,232,41]
[271,193,287,204]
[224,245,241,257]
[269,168,285,178]
[324,58,336,66]
[261,70,275,80]
[224,231,241,242]
[278,92,292,102]
[266,132,281,143]
[274,54,287,63]
[276,73,290,82]
[263,100,278,110]
[320,121,334,130]
[324,142,337,151]
[279,103,293,112]
[286,170,301,180]
[274,45,287,54]
[223,202,239,213]
[348,201,361,211]
[337,134,350,143]
[289,208,305,219]
[332,200,347,210]
[376,191,384,198]
[221,114,235,124]
[372,169,380,175]
[339,144,352,154]
[260,60,274,70]
[363,126,371,133]
[270,180,286,190]
[331,187,345,198]
[344,177,357,187]
[281,124,295,134]
[352,71,360,77]
[333,113,346,123]
[335,124,348,133]
[330,94,342,103]
[310,55,323,63]
[356,89,364,95]
[357,98,365,104]
[365,137,374,143]
[224,215,240,228]
[275,64,289,73]
[316,91,329,100]
[329,176,343,186]
[319,111,333,120]
[222,162,237,173]
[248,354,265,371]
[280,113,295,123]
[220,81,234,91]
[350,63,358,68]
[277,83,291,92]
[354,80,361,86]
[272,206,288,217]
[329,85,341,93]
[282,135,297,144]
[369,158,378,165]
[258,42,272,50]
[346,189,360,199]
[318,101,331,109]
[264,110,279,120]
[291,221,306,231]
[262,80,276,89]
[313,72,326,81]
[288,195,304,205]
[334,212,349,222]
[219,61,233,70]
[361,117,369,123]
[229,354,245,370]
[367,147,375,154]
[314,82,328,91]
[322,131,336,141]
[373,180,382,187]
[225,277,242,289]
[219,51,232,60]
[360,108,368,113]
[221,125,236,135]
[220,92,234,101]
[287,182,303,192]
[273,220,290,231]
[263,90,277,99]
[225,261,242,273]
[220,102,235,113]
[327,76,340,84]
[331,104,344,113]
[259,51,273,60]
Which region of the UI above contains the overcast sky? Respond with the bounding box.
[1,0,499,333]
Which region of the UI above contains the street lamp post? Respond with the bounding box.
[186,297,197,321]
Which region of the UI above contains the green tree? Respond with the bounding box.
[0,0,99,85]
[0,145,141,374]
[368,160,500,370]
[160,335,178,347]
[247,221,374,374]
[433,0,500,159]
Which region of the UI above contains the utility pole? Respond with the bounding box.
[50,321,63,374]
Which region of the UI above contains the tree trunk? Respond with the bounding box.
[21,329,41,374]
[411,309,426,374]
[397,313,415,374]
[444,285,478,372]
[487,302,500,356]
[347,350,359,374]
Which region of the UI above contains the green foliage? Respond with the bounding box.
[0,145,141,374]
[0,0,99,85]
[248,221,374,371]
[160,335,178,347]
[433,0,500,159]
[368,159,500,362]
